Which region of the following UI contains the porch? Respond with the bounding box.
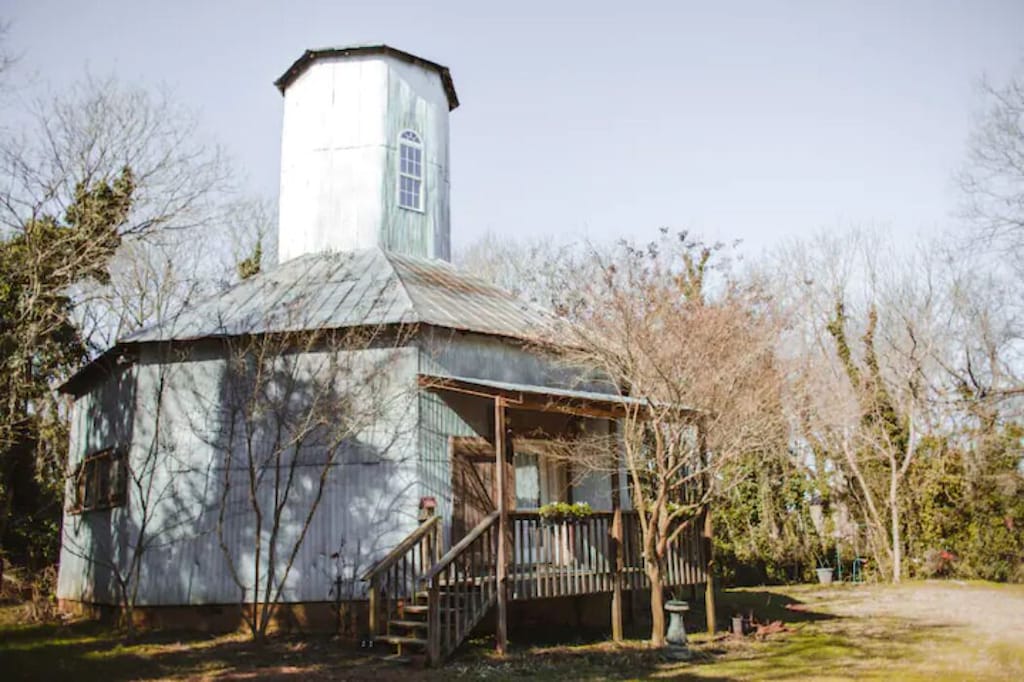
[363,374,711,665]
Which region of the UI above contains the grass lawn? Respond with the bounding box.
[1,582,1022,680]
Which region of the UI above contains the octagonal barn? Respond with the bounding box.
[57,46,706,663]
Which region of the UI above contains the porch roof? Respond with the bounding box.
[417,373,703,420]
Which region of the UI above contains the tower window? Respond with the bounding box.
[398,130,423,211]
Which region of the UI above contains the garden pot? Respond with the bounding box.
[816,567,834,585]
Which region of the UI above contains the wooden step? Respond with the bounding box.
[375,635,428,648]
[403,604,459,615]
[403,604,429,614]
[415,589,482,600]
[389,619,428,630]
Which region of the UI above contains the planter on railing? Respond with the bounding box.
[538,501,594,525]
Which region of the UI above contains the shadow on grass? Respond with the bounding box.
[438,589,833,680]
[441,588,959,681]
[0,616,386,682]
[0,588,966,681]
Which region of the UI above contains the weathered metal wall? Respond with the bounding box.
[277,54,450,263]
[380,59,451,261]
[57,360,139,604]
[58,342,421,606]
[59,329,631,608]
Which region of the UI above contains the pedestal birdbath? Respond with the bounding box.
[663,600,693,661]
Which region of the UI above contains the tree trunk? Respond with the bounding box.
[703,506,716,634]
[647,561,666,647]
[121,588,136,640]
[890,468,901,583]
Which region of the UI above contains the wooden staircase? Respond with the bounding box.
[364,512,500,666]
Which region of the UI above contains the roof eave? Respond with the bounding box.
[59,345,137,398]
[273,45,459,110]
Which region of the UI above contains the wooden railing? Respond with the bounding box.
[510,510,705,600]
[423,512,499,664]
[510,511,614,599]
[362,514,442,639]
[365,508,706,665]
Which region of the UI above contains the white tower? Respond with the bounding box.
[274,46,458,263]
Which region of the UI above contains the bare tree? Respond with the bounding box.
[0,75,237,351]
[209,322,415,642]
[959,66,1024,261]
[79,193,275,350]
[953,64,1024,409]
[772,229,975,582]
[455,231,582,310]
[542,232,786,644]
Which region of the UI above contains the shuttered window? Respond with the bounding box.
[71,447,127,513]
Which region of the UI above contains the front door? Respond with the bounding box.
[450,437,514,543]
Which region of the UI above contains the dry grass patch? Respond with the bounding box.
[1,582,1022,680]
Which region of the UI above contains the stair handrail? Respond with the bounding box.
[362,514,442,639]
[422,511,498,583]
[361,514,441,582]
[424,511,500,664]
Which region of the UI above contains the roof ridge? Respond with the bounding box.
[368,248,418,325]
[380,249,565,341]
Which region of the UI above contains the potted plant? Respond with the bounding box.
[815,558,834,585]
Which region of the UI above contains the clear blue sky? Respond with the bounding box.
[4,1,1023,254]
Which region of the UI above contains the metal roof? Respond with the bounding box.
[121,248,558,344]
[274,45,459,110]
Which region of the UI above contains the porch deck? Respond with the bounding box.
[369,378,710,665]
[363,508,707,664]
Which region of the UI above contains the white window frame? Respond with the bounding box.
[397,129,424,212]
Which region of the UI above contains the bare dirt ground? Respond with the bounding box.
[710,581,1024,681]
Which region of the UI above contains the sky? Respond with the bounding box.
[4,0,1023,256]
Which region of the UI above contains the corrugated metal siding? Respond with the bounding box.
[60,329,634,608]
[380,58,450,261]
[60,343,422,606]
[420,328,573,388]
[57,360,140,604]
[276,50,453,263]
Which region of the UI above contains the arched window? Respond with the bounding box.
[397,130,423,211]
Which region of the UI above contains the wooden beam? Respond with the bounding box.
[368,582,379,639]
[494,396,509,656]
[417,374,705,422]
[609,419,624,643]
[699,418,716,635]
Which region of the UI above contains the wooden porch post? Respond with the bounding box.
[699,418,716,635]
[494,397,509,656]
[609,420,624,642]
[368,581,379,639]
